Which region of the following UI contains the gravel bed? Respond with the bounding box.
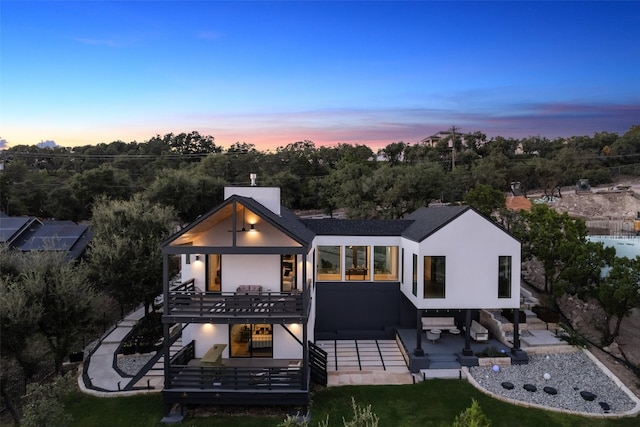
[116,353,156,376]
[469,351,638,414]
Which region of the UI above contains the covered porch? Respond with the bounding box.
[399,308,529,372]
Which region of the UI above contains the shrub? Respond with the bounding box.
[452,399,491,427]
[475,346,508,357]
[21,372,75,427]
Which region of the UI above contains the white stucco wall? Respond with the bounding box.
[224,186,281,215]
[183,322,303,359]
[411,210,520,310]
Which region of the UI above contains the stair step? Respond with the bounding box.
[421,368,465,379]
[428,354,458,362]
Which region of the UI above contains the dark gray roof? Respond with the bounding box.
[15,222,93,259]
[402,205,471,241]
[0,215,92,260]
[301,218,412,236]
[0,217,41,244]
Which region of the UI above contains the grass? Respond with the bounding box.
[60,380,640,427]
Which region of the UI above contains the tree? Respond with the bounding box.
[144,167,226,223]
[463,184,505,220]
[512,203,591,295]
[68,164,134,219]
[596,256,640,345]
[89,195,177,315]
[20,251,100,374]
[378,141,406,164]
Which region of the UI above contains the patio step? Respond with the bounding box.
[420,368,466,380]
[427,353,459,369]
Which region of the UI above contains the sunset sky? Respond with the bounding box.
[2,1,639,151]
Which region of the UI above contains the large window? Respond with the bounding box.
[412,254,418,296]
[229,323,272,358]
[373,246,399,281]
[206,254,221,292]
[317,246,341,281]
[345,245,370,280]
[424,256,446,298]
[498,256,512,298]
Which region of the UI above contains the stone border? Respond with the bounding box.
[462,348,640,418]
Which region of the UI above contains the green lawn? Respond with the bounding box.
[64,381,640,427]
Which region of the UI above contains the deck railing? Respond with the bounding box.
[165,286,310,319]
[167,341,305,391]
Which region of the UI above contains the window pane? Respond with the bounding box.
[412,254,418,296]
[345,245,370,280]
[317,246,341,281]
[498,256,512,298]
[373,246,399,281]
[424,256,445,298]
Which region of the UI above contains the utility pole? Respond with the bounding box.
[449,125,460,171]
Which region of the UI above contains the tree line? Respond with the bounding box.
[1,126,640,223]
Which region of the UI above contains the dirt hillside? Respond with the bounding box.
[524,176,640,397]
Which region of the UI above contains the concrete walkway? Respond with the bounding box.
[316,339,415,386]
[83,306,147,393]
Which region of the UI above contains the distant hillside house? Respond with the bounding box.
[0,212,93,260]
[421,130,476,148]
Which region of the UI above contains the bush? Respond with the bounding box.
[475,346,508,358]
[452,399,491,427]
[21,373,75,427]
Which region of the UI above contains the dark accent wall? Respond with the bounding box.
[315,282,416,340]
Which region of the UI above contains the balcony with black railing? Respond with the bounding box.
[163,280,310,323]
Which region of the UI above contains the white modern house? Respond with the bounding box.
[159,183,525,413]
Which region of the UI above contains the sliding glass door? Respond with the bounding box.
[229,323,273,358]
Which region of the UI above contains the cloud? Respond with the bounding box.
[0,138,8,150]
[37,140,58,149]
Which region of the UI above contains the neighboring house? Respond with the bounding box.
[0,213,92,260]
[421,130,474,148]
[160,185,526,414]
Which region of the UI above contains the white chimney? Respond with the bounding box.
[250,173,257,186]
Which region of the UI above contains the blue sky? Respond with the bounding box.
[1,1,639,151]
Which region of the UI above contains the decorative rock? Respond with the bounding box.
[543,386,558,395]
[580,391,597,401]
[523,384,537,392]
[599,402,611,413]
[501,381,514,390]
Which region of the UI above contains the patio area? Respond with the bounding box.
[396,328,512,371]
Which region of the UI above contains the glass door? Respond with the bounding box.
[229,323,273,358]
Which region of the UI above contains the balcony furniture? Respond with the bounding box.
[470,320,489,342]
[426,329,441,343]
[449,327,461,335]
[346,267,368,279]
[236,285,262,295]
[421,316,456,331]
[200,344,227,366]
[251,334,272,348]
